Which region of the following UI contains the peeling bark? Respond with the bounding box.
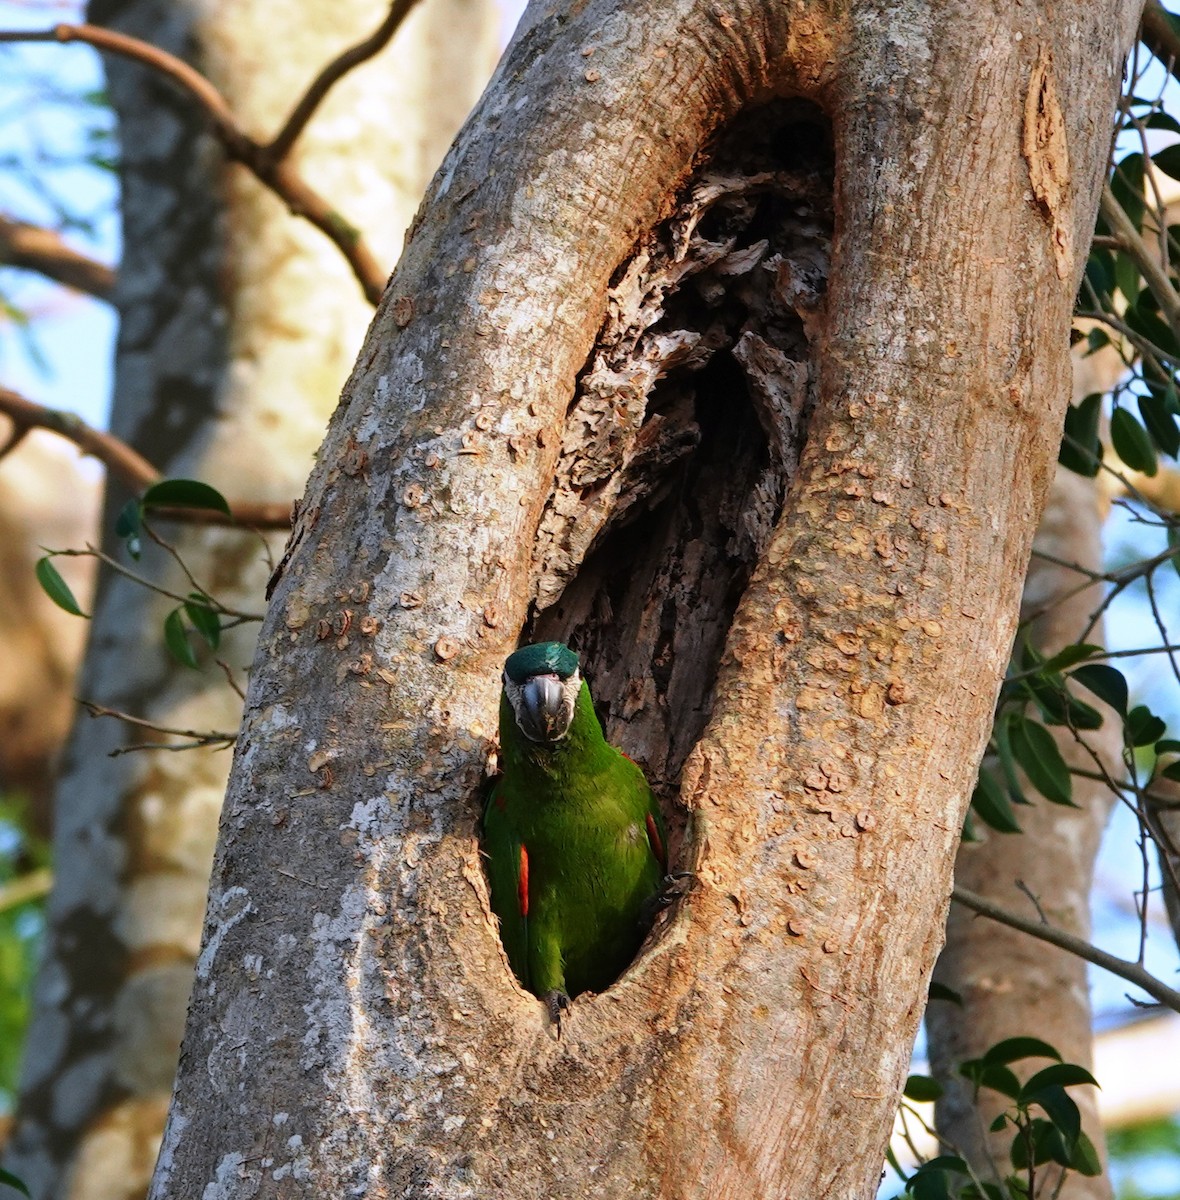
[151,2,1140,1197]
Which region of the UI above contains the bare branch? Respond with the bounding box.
[80,700,238,753]
[1100,184,1180,342]
[267,0,423,161]
[0,23,388,305]
[50,545,266,621]
[0,868,53,914]
[0,214,116,298]
[1142,0,1180,85]
[0,385,158,487]
[951,885,1180,1014]
[0,386,292,527]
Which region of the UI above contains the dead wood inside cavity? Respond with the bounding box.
[528,99,833,796]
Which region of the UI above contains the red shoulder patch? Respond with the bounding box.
[645,813,667,873]
[517,844,529,917]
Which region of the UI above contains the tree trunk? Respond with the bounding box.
[150,2,1141,1197]
[929,463,1121,1199]
[4,3,497,1199]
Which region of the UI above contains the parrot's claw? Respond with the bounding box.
[543,989,571,1030]
[641,871,694,925]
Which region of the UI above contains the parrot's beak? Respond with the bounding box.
[519,672,575,742]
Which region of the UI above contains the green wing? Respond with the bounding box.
[482,782,530,991]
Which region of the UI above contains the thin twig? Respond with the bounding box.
[267,0,422,160]
[1100,184,1180,343]
[951,885,1180,1014]
[0,23,387,304]
[80,700,238,752]
[49,545,266,620]
[216,657,247,701]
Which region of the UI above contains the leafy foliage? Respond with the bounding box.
[894,1040,1101,1200]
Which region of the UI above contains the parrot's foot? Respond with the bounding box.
[641,871,694,925]
[543,989,571,1032]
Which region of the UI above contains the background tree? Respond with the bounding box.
[7,0,1180,1198]
[0,1,499,1198]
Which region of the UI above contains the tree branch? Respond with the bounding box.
[0,385,157,487]
[0,868,53,914]
[1141,0,1180,83]
[951,885,1180,1014]
[80,700,238,754]
[0,387,292,528]
[266,0,423,161]
[0,214,116,299]
[0,23,388,305]
[1100,184,1180,343]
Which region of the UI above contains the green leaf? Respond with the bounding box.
[927,981,963,1006]
[1023,1083,1082,1144]
[907,1157,969,1199]
[970,772,1022,833]
[1037,643,1103,673]
[1151,142,1180,181]
[982,1036,1062,1066]
[114,498,143,560]
[1147,111,1180,135]
[961,809,980,843]
[114,498,141,539]
[141,478,232,516]
[1140,392,1180,458]
[994,718,1032,807]
[908,1168,953,1200]
[1111,407,1159,476]
[1069,1130,1102,1177]
[960,1059,1022,1100]
[164,608,200,669]
[0,1168,30,1198]
[1058,393,1103,477]
[904,1074,944,1102]
[184,599,221,651]
[989,1114,1009,1133]
[1111,152,1146,234]
[1009,716,1074,806]
[34,556,88,618]
[1069,663,1128,715]
[1021,1063,1099,1096]
[1020,674,1103,731]
[1161,759,1180,782]
[1127,704,1167,747]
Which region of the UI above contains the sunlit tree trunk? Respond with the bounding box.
[929,457,1121,1199]
[149,2,1140,1196]
[4,2,498,1198]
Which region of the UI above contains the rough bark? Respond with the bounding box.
[929,464,1121,1198]
[5,3,498,1199]
[150,2,1140,1198]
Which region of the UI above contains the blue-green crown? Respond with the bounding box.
[504,642,580,683]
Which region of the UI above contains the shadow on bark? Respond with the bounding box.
[530,99,834,809]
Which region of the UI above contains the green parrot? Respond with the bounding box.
[483,642,674,1021]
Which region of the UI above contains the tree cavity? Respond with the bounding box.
[528,99,833,793]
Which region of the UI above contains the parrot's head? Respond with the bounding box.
[502,642,583,744]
